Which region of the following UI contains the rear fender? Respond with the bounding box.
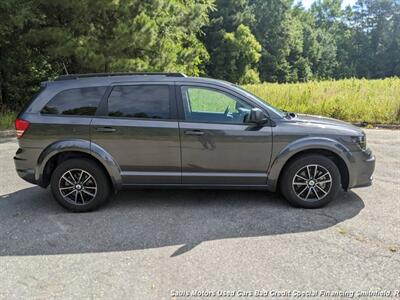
[36,139,122,190]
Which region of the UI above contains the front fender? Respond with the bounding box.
[267,137,353,192]
[36,139,122,190]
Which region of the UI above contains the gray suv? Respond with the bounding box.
[14,73,375,212]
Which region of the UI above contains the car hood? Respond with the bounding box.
[292,114,364,135]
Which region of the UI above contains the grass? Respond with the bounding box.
[244,77,400,124]
[0,110,17,130]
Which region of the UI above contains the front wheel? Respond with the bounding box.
[280,154,341,208]
[50,158,111,212]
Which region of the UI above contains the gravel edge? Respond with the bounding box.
[0,130,16,138]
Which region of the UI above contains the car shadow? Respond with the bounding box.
[0,187,364,257]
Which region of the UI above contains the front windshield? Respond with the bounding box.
[232,84,285,118]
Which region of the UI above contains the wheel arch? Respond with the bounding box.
[36,139,122,191]
[267,137,353,192]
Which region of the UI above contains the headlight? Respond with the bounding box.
[352,134,367,150]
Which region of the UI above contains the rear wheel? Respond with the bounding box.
[50,158,111,212]
[280,154,341,208]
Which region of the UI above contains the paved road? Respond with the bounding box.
[0,129,399,299]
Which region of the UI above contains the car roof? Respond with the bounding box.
[43,73,233,90]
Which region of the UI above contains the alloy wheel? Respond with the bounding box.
[292,164,332,202]
[58,169,97,205]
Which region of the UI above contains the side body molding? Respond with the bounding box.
[266,137,354,192]
[36,139,122,190]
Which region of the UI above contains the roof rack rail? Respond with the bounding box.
[55,72,187,81]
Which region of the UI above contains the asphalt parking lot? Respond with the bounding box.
[0,129,399,299]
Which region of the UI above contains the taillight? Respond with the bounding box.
[15,118,30,139]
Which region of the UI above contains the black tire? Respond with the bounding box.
[50,158,111,212]
[280,154,341,208]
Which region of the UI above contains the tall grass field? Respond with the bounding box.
[244,77,400,125]
[0,77,399,130]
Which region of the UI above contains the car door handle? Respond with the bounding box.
[184,130,204,136]
[96,127,116,133]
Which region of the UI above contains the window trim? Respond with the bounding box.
[95,82,178,121]
[40,86,107,117]
[176,83,271,125]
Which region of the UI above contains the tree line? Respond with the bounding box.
[1,0,399,110]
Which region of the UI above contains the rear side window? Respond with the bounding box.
[19,86,45,115]
[107,85,170,119]
[41,87,106,116]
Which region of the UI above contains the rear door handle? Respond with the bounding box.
[184,130,204,136]
[96,127,116,133]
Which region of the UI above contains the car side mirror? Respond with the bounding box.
[247,108,267,125]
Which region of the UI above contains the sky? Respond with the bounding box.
[301,0,357,9]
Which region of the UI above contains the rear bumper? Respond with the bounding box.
[15,165,37,185]
[14,147,40,186]
[348,149,375,189]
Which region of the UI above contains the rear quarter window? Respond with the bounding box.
[41,87,106,116]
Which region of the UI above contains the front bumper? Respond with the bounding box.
[348,148,375,189]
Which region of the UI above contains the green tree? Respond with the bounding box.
[202,0,260,82]
[350,0,400,77]
[311,0,343,28]
[0,0,53,109]
[26,0,213,75]
[251,0,302,82]
[309,0,347,78]
[208,24,261,83]
[0,0,214,110]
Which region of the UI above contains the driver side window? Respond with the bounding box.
[181,86,253,123]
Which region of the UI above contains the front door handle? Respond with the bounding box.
[96,127,116,133]
[184,130,205,136]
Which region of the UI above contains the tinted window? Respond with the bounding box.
[181,86,253,123]
[107,85,170,119]
[42,87,106,116]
